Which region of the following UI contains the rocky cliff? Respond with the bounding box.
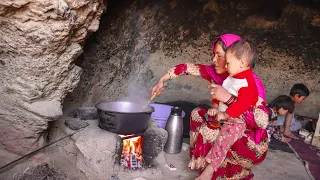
[0,0,105,154]
[68,0,320,119]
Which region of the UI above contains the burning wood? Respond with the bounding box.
[119,135,143,169]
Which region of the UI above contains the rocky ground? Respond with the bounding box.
[6,144,312,180]
[1,114,313,180]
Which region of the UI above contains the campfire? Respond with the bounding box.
[119,135,143,169]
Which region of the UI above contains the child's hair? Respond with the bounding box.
[268,95,295,114]
[290,83,310,97]
[227,39,257,69]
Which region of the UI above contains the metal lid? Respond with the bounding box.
[170,107,182,116]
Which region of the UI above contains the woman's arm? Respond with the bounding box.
[167,63,211,81]
[152,63,213,97]
[168,63,229,85]
[152,63,229,97]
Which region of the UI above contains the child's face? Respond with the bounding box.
[292,94,307,104]
[277,108,289,116]
[225,51,243,76]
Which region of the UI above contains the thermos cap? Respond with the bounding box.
[170,107,182,116]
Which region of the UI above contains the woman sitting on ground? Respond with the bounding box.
[151,34,269,179]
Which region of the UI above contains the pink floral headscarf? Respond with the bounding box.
[206,34,242,86]
[212,34,242,53]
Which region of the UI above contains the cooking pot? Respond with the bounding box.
[95,101,154,135]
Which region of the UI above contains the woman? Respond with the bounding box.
[151,34,269,179]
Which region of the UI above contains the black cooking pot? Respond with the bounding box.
[95,101,155,135]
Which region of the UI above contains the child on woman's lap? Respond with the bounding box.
[202,40,260,176]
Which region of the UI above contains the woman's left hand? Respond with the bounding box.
[208,84,231,103]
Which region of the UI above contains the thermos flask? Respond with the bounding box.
[164,107,184,154]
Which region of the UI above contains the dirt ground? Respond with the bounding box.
[1,116,313,180]
[160,147,312,180]
[3,139,312,180]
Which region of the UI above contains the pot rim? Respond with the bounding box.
[95,101,155,114]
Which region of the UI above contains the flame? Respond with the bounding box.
[119,135,143,169]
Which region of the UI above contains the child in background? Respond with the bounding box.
[266,95,295,143]
[276,84,310,139]
[205,40,265,172]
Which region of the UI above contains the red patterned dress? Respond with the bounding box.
[167,63,269,179]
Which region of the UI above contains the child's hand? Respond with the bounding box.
[216,112,229,121]
[207,108,218,117]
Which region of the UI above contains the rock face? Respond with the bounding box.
[143,125,168,167]
[68,0,320,119]
[71,119,167,179]
[72,121,123,180]
[0,0,105,154]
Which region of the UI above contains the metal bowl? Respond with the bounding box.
[95,101,154,135]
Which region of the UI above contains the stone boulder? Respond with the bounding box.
[64,117,89,130]
[72,121,123,180]
[0,0,105,154]
[71,119,168,179]
[68,107,98,120]
[142,125,168,167]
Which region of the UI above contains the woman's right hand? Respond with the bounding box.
[151,80,165,97]
[151,73,171,97]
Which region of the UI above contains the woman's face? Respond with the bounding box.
[212,43,227,74]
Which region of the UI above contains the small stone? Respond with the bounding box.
[110,174,120,180]
[133,178,146,180]
[67,107,98,120]
[148,118,159,128]
[64,118,89,130]
[182,143,190,151]
[67,109,78,118]
[77,107,98,120]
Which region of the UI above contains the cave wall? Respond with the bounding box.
[0,0,105,155]
[68,0,320,119]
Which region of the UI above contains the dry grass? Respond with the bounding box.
[12,164,71,180]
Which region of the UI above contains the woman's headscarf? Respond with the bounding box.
[212,34,266,101]
[212,34,242,53]
[206,34,242,85]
